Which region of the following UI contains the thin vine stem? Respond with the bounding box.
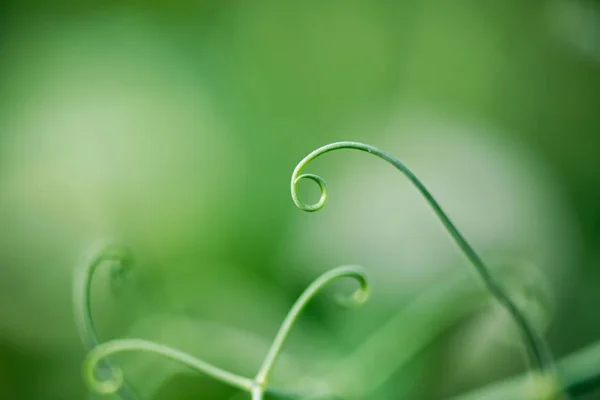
[290,141,555,378]
[81,265,369,399]
[83,339,255,395]
[73,240,141,399]
[255,266,369,390]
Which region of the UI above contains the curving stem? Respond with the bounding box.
[80,265,369,400]
[290,142,556,383]
[73,240,142,399]
[83,339,255,395]
[253,266,370,398]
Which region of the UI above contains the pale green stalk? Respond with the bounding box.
[81,265,369,399]
[83,339,254,394]
[255,267,368,391]
[291,141,557,390]
[73,240,141,400]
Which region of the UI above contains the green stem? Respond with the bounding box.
[291,141,554,376]
[255,266,369,390]
[73,240,141,399]
[81,264,369,399]
[83,339,255,395]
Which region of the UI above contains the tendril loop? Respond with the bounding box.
[290,141,557,380]
[255,266,369,389]
[83,339,254,395]
[80,263,369,400]
[73,240,140,399]
[73,239,135,349]
[86,363,124,395]
[292,173,328,212]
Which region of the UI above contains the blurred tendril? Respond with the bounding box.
[83,338,255,395]
[79,262,368,399]
[73,240,141,400]
[291,141,559,389]
[254,266,369,397]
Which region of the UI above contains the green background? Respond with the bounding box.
[0,1,599,399]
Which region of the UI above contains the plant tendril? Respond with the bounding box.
[73,240,141,399]
[255,266,369,392]
[83,339,255,394]
[290,141,556,379]
[80,264,368,399]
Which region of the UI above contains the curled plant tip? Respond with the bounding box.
[84,339,255,395]
[334,284,369,308]
[330,271,369,309]
[73,240,140,399]
[73,239,136,349]
[291,142,557,382]
[255,266,369,392]
[76,240,367,400]
[86,363,125,395]
[292,173,328,212]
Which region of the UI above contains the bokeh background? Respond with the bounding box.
[0,1,599,399]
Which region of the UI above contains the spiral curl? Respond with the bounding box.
[73,240,141,399]
[83,339,254,395]
[292,173,328,212]
[81,264,369,400]
[291,141,557,379]
[255,265,369,390]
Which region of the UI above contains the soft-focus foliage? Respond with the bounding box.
[0,1,599,399]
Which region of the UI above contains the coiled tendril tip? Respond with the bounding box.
[255,265,369,390]
[83,339,255,396]
[335,288,369,308]
[80,266,369,400]
[292,173,328,212]
[290,141,558,386]
[74,240,141,399]
[84,357,124,395]
[333,267,370,307]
